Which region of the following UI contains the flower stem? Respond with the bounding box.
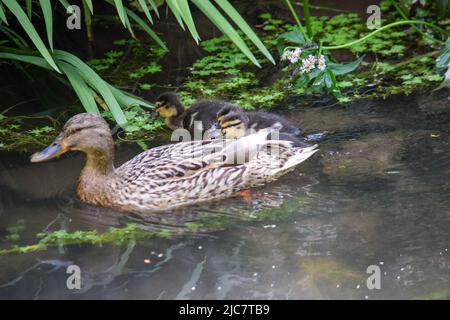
[284,0,310,42]
[322,20,449,50]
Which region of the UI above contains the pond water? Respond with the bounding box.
[0,91,449,299]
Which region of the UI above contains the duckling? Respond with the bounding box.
[30,113,318,212]
[219,111,311,148]
[154,92,237,137]
[217,105,301,136]
[217,105,301,137]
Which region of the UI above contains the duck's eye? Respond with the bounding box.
[70,127,83,135]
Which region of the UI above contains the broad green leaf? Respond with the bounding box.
[53,50,127,125]
[2,0,60,72]
[59,61,99,114]
[39,0,53,50]
[215,0,274,64]
[328,55,365,75]
[278,28,306,45]
[137,0,153,24]
[191,0,260,67]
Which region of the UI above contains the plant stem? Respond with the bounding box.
[284,0,310,42]
[322,20,449,50]
[303,0,312,39]
[392,2,444,44]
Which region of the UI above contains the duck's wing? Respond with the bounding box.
[115,139,228,181]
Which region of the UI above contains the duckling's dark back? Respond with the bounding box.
[246,111,301,136]
[182,100,238,133]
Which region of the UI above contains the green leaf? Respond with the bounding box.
[215,0,274,64]
[177,0,200,43]
[39,0,53,51]
[25,0,32,19]
[59,61,99,114]
[0,52,52,70]
[191,0,260,67]
[125,7,167,50]
[147,0,160,18]
[278,28,307,45]
[166,0,185,31]
[328,55,364,75]
[113,0,127,28]
[137,0,153,24]
[53,50,127,125]
[0,3,9,25]
[58,0,71,11]
[2,0,60,72]
[83,0,93,14]
[0,26,29,48]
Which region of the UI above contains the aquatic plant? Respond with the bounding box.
[0,0,273,125]
[279,0,450,97]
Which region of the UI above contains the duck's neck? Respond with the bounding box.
[76,146,116,205]
[166,115,183,130]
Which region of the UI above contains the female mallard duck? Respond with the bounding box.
[218,111,310,148]
[154,92,238,138]
[30,113,318,212]
[217,105,301,136]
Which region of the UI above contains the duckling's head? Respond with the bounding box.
[31,113,113,164]
[154,92,184,119]
[216,104,242,125]
[219,112,249,139]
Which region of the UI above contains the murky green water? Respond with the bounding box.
[0,92,449,299]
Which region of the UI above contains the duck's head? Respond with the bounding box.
[31,113,113,163]
[154,92,184,119]
[219,112,249,139]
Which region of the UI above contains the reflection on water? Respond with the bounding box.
[0,92,449,299]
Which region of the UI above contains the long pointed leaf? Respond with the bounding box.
[0,52,52,70]
[177,0,200,43]
[147,0,160,18]
[39,0,53,51]
[83,0,93,14]
[58,0,71,11]
[25,0,32,19]
[53,50,127,125]
[215,0,274,64]
[113,0,127,28]
[2,0,60,72]
[166,0,185,30]
[0,26,29,48]
[0,3,9,25]
[191,0,260,67]
[59,61,99,114]
[125,7,167,50]
[137,0,153,24]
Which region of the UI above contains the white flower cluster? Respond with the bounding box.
[299,54,326,74]
[281,47,302,63]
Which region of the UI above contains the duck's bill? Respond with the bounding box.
[30,135,64,163]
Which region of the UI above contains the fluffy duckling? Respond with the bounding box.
[217,105,301,136]
[30,113,318,212]
[154,92,237,137]
[219,111,310,148]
